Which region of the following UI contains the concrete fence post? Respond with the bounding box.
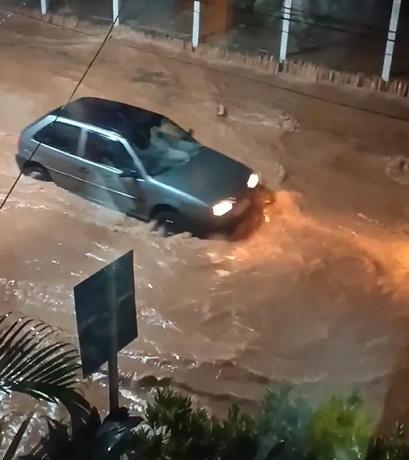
[381,0,402,81]
[113,0,121,26]
[40,0,48,15]
[279,0,293,62]
[192,0,200,48]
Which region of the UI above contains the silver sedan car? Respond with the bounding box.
[16,97,262,236]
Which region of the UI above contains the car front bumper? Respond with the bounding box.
[197,185,270,235]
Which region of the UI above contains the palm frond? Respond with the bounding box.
[20,407,145,460]
[3,413,33,460]
[0,313,90,422]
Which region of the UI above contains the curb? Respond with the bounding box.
[14,7,409,100]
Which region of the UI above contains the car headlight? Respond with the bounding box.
[212,200,233,216]
[247,172,259,189]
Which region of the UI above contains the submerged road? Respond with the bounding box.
[0,12,409,432]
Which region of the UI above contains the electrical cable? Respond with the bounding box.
[9,6,409,121]
[10,2,406,58]
[8,1,401,43]
[0,0,129,211]
[195,2,407,47]
[231,0,408,50]
[0,0,32,26]
[9,1,405,45]
[230,2,394,35]
[0,0,407,212]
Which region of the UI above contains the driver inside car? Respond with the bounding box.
[149,120,195,161]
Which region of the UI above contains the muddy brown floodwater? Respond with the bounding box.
[2,10,409,452]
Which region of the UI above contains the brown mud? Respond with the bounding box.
[1,11,409,454]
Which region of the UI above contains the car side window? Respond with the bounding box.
[34,121,81,155]
[83,132,136,171]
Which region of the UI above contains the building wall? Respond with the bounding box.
[199,0,231,41]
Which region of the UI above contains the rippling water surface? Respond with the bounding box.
[1,11,409,454]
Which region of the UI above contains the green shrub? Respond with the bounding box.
[257,383,314,460]
[306,391,375,460]
[0,312,405,460]
[140,388,259,460]
[14,382,408,460]
[256,384,377,460]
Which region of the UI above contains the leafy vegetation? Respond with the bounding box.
[0,314,89,422]
[306,391,375,460]
[0,313,90,459]
[21,407,143,460]
[0,312,407,460]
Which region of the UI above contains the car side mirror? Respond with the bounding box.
[188,128,194,136]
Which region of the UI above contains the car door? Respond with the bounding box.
[32,119,84,191]
[76,130,147,218]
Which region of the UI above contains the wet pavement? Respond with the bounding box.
[1,12,409,446]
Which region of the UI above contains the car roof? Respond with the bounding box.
[51,97,162,136]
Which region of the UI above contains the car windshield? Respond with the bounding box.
[128,116,200,176]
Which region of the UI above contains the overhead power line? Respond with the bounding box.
[0,0,129,211]
[9,6,409,121]
[0,0,408,209]
[199,2,408,46]
[0,0,30,26]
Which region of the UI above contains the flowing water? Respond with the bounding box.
[1,11,409,453]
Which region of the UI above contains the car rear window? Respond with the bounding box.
[34,121,81,155]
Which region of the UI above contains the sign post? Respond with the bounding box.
[108,264,119,410]
[74,250,137,412]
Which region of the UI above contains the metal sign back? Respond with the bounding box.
[74,250,137,377]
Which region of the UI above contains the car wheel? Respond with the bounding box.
[152,211,184,237]
[24,165,51,182]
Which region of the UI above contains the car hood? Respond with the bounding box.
[154,147,252,204]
